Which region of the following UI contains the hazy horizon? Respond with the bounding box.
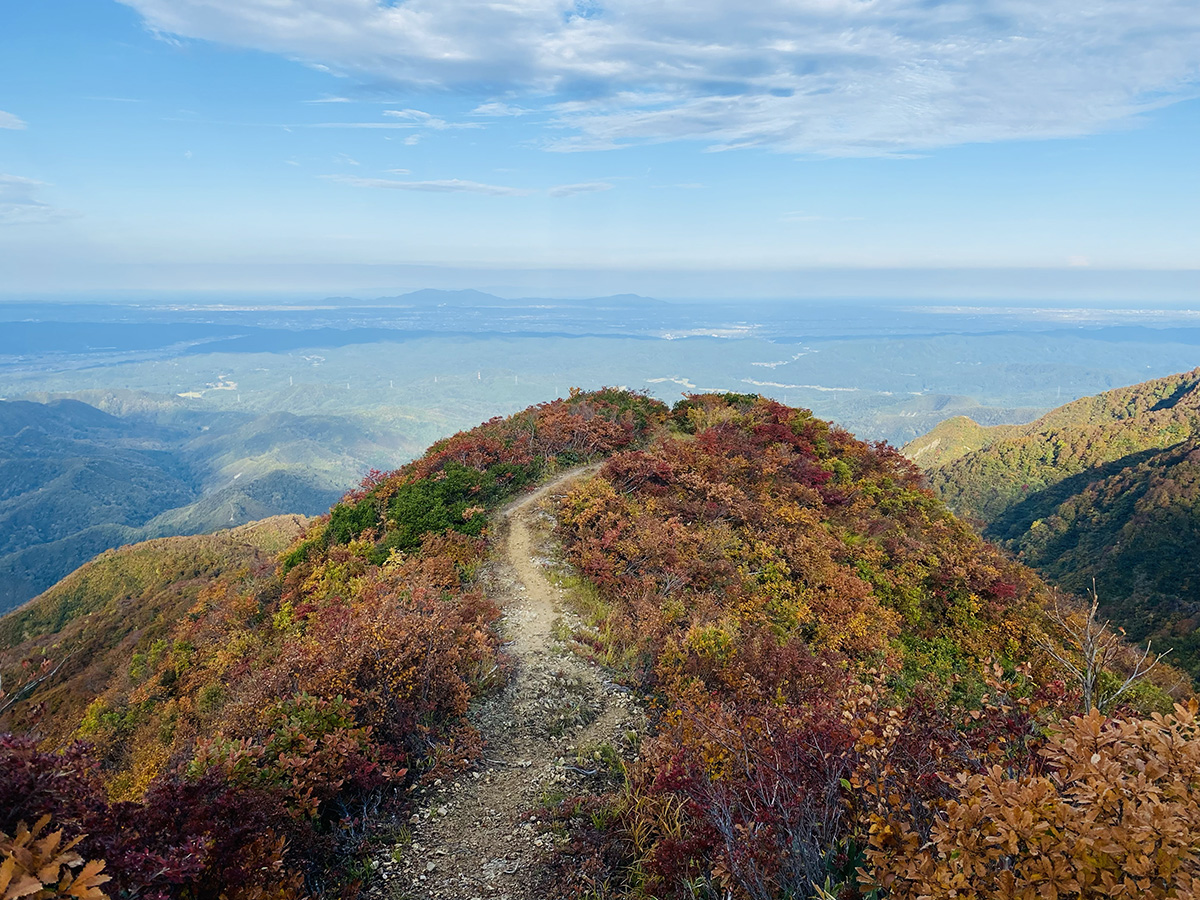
[3,267,1199,305]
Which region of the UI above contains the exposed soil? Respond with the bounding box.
[369,468,644,900]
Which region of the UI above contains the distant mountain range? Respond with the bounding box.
[0,395,417,613]
[906,367,1200,679]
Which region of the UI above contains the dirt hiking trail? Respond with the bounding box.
[370,467,645,900]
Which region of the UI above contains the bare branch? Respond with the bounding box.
[1040,581,1172,713]
[1101,641,1172,711]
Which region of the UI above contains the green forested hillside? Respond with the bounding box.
[910,368,1200,679]
[998,438,1200,670]
[0,400,197,554]
[921,367,1200,523]
[900,415,1016,468]
[0,396,416,613]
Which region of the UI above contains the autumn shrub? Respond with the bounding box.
[1,390,671,898]
[626,679,858,899]
[548,395,1072,899]
[0,735,301,900]
[0,814,109,900]
[296,389,668,564]
[97,775,301,900]
[189,692,392,819]
[557,395,1042,695]
[0,735,104,836]
[867,699,1200,900]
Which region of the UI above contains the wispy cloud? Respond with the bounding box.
[0,110,27,130]
[326,174,531,196]
[0,175,75,225]
[472,101,534,117]
[118,0,1200,156]
[383,108,481,130]
[307,122,432,129]
[548,181,614,198]
[303,110,481,131]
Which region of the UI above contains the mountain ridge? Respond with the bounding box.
[907,367,1200,680]
[2,390,1191,899]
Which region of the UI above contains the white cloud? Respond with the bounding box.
[383,108,481,130]
[383,108,436,123]
[472,102,534,117]
[0,175,74,225]
[326,175,532,196]
[304,111,481,130]
[548,181,614,197]
[308,121,434,129]
[118,0,1200,155]
[0,110,26,130]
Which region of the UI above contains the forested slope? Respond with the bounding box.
[909,368,1200,680]
[900,415,1016,468]
[920,367,1200,523]
[0,396,406,613]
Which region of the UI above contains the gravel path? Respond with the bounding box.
[371,467,643,900]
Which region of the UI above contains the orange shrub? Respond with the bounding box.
[868,700,1200,899]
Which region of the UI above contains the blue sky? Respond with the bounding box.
[1,0,1198,298]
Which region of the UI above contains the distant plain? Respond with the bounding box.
[1,290,1197,610]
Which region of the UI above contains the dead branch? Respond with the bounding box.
[1037,581,1170,713]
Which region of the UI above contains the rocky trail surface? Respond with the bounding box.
[370,468,645,900]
